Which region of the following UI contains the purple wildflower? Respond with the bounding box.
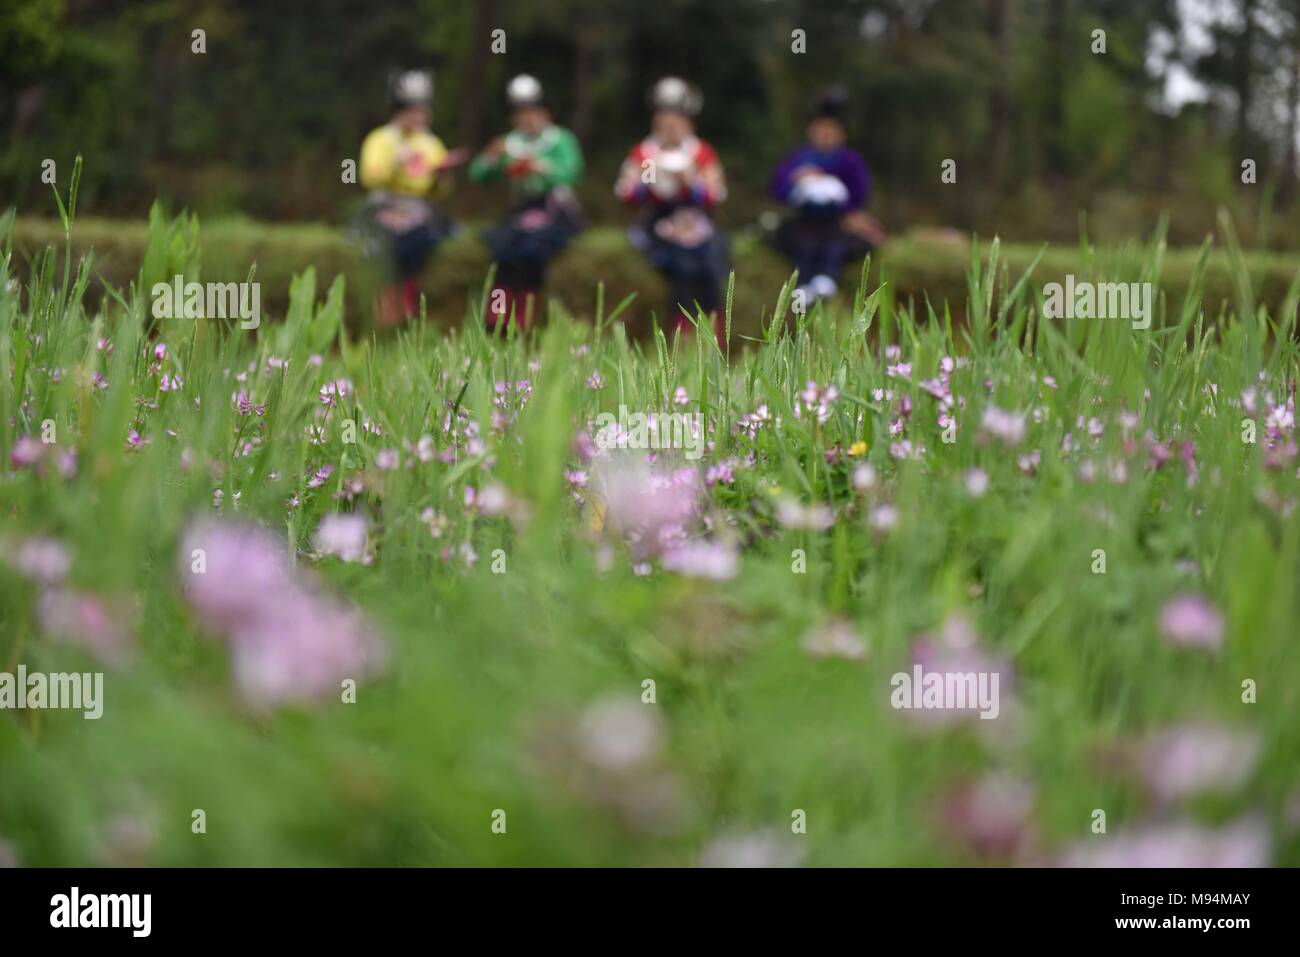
[1158,593,1224,651]
[37,589,135,667]
[1137,722,1260,804]
[980,406,1026,446]
[661,539,739,580]
[1060,818,1270,868]
[177,519,385,707]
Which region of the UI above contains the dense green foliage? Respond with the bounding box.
[2,197,1297,866]
[7,0,1300,246]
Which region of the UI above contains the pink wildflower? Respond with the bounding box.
[1158,593,1224,651]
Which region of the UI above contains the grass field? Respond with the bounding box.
[15,208,1300,335]
[2,192,1298,867]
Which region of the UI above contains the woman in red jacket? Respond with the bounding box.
[615,77,729,343]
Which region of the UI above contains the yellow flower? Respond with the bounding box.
[848,441,868,457]
[587,492,607,533]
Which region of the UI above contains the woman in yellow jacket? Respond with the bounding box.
[359,70,467,326]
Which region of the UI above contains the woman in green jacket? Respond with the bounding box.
[469,74,584,331]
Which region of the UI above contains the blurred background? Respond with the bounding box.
[6,0,1300,247]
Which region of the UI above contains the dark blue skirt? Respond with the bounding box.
[482,194,583,267]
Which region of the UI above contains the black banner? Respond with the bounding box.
[0,867,1283,942]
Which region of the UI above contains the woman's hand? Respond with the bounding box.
[841,210,888,245]
[437,147,471,171]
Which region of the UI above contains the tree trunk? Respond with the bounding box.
[571,20,596,143]
[987,0,1013,191]
[1236,0,1256,159]
[1043,0,1069,181]
[458,0,496,149]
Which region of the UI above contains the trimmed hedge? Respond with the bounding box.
[11,215,1300,337]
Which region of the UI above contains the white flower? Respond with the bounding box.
[661,540,738,580]
[870,503,899,531]
[980,406,1026,445]
[852,463,877,491]
[577,696,662,770]
[313,513,369,563]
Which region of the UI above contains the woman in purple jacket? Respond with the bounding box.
[770,87,885,302]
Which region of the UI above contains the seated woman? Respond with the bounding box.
[615,77,728,343]
[469,74,584,332]
[358,69,467,326]
[770,86,885,303]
